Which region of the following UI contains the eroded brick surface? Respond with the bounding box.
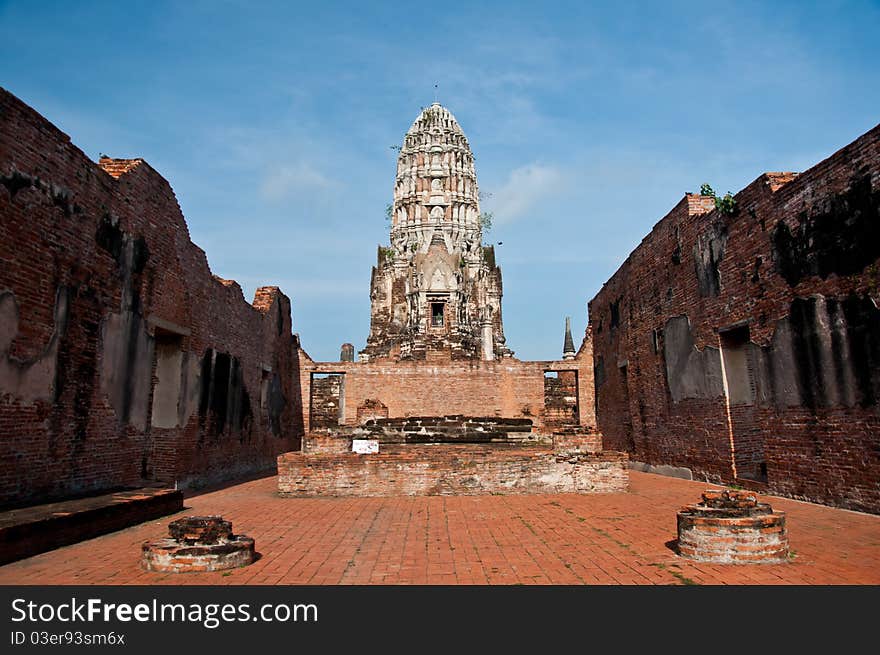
[277,445,628,497]
[552,428,604,454]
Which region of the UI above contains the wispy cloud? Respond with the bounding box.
[260,162,338,201]
[489,163,565,224]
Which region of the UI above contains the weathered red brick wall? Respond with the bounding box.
[589,123,880,513]
[302,433,353,454]
[355,398,388,423]
[298,344,596,434]
[278,445,628,497]
[0,88,303,506]
[552,430,603,454]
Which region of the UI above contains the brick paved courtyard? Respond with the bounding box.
[1,471,878,585]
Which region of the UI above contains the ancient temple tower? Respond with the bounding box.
[360,103,512,362]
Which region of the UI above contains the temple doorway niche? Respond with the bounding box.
[427,293,449,331]
[431,302,445,327]
[151,330,184,429]
[543,370,579,427]
[309,373,345,429]
[147,325,188,483]
[720,325,767,482]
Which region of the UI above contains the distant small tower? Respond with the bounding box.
[562,317,576,360]
[340,343,355,362]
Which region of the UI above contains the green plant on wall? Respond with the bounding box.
[700,183,737,216]
[716,193,736,215]
[479,211,494,234]
[384,203,393,226]
[379,246,394,264]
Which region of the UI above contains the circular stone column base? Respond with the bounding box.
[677,490,789,564]
[141,516,255,573]
[141,535,255,573]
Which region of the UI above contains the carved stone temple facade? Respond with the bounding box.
[360,103,512,362]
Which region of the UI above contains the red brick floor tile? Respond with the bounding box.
[1,471,878,585]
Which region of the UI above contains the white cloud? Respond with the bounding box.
[490,163,564,224]
[261,162,337,201]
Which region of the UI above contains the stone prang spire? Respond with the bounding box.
[360,103,512,362]
[562,316,576,360]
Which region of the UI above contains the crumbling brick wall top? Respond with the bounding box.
[763,172,799,191]
[252,286,283,313]
[98,157,144,179]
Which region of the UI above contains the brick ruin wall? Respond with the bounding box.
[589,123,880,513]
[278,446,628,497]
[298,347,596,435]
[0,88,304,506]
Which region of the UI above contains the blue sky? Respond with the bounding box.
[2,1,878,360]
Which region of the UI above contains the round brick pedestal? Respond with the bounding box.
[677,490,789,564]
[141,516,255,573]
